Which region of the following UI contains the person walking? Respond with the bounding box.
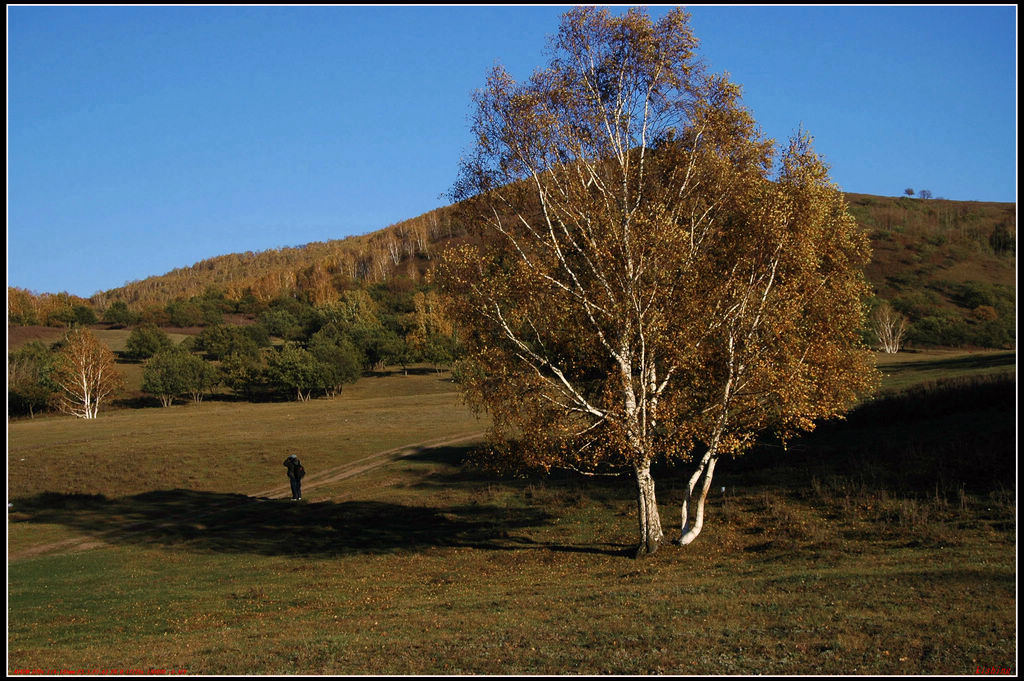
[284,454,305,501]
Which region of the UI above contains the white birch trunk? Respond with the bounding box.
[677,455,718,545]
[634,460,663,556]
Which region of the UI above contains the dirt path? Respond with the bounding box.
[251,430,484,499]
[8,430,485,562]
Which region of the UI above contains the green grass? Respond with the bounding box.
[874,348,1015,393]
[9,523,1013,675]
[7,354,1017,675]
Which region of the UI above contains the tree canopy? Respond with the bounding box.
[440,6,877,556]
[125,324,174,360]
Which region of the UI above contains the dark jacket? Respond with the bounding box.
[284,457,305,480]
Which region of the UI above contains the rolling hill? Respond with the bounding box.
[8,192,1016,349]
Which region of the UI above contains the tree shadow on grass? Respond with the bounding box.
[404,444,632,489]
[9,490,597,558]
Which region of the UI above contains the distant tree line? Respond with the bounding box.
[8,289,97,327]
[8,283,463,418]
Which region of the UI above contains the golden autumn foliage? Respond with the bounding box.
[7,287,94,327]
[50,328,125,419]
[439,7,878,555]
[84,207,466,313]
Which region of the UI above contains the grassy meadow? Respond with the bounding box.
[874,348,1016,393]
[7,352,1017,675]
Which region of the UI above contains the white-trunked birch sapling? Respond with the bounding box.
[870,301,908,354]
[439,7,877,557]
[51,328,126,419]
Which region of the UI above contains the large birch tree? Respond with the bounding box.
[440,7,877,556]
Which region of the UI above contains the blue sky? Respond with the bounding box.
[7,5,1017,299]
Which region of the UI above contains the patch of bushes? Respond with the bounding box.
[907,313,969,347]
[124,324,174,360]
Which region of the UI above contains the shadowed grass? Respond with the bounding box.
[723,372,1016,494]
[9,487,555,557]
[7,483,1013,675]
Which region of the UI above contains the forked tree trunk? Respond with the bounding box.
[634,461,664,557]
[677,455,718,545]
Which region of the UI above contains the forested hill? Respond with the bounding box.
[842,193,1015,347]
[8,192,1017,349]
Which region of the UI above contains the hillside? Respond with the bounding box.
[8,192,1016,349]
[845,193,1015,347]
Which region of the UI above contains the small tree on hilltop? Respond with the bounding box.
[439,7,877,556]
[51,328,125,419]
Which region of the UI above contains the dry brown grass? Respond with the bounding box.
[6,356,1016,675]
[8,370,482,500]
